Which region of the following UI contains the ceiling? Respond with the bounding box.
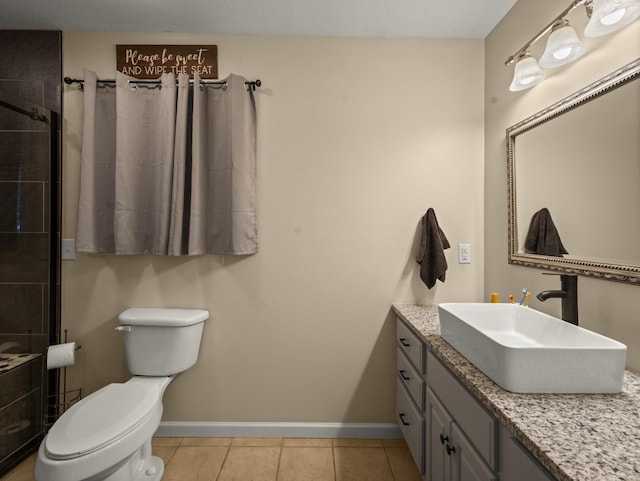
[0,0,517,39]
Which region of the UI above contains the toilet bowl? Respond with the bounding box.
[35,308,209,481]
[35,377,170,481]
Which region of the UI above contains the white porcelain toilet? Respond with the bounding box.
[35,307,209,481]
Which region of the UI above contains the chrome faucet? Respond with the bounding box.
[536,273,578,325]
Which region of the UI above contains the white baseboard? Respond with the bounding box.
[155,422,401,439]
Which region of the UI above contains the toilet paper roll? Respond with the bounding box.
[47,342,77,370]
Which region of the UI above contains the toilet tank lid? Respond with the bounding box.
[118,308,209,326]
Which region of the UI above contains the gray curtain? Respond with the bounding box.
[168,75,192,255]
[189,73,257,255]
[76,70,257,256]
[76,69,116,253]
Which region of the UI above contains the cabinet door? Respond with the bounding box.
[450,423,498,481]
[426,387,452,481]
[427,351,497,470]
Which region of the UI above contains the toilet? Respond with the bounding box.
[35,308,209,481]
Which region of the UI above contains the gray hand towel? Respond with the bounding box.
[524,207,568,257]
[416,208,451,289]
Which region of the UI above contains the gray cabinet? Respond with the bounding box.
[397,318,425,374]
[451,423,498,481]
[397,378,425,472]
[396,316,556,481]
[395,319,426,474]
[426,386,449,480]
[426,351,497,473]
[397,346,425,410]
[428,387,497,481]
[425,353,498,481]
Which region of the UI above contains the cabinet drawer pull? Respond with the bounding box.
[398,413,411,426]
[439,434,449,445]
[399,338,411,347]
[399,370,410,381]
[446,443,456,456]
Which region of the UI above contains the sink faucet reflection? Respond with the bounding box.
[536,273,578,325]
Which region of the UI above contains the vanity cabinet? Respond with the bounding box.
[426,351,497,472]
[426,356,498,481]
[427,389,498,481]
[397,378,425,472]
[395,319,426,473]
[396,317,556,481]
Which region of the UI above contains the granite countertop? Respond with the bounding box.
[392,304,640,481]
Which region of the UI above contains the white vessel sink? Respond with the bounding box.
[438,303,627,393]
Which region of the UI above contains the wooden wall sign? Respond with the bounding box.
[116,45,218,79]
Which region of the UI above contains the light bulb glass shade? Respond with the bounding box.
[539,24,587,68]
[509,55,546,91]
[584,0,640,37]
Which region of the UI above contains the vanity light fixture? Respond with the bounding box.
[506,0,640,91]
[585,0,640,36]
[539,20,586,68]
[509,53,546,91]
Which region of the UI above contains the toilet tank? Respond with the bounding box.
[118,308,209,376]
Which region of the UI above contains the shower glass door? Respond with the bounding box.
[0,87,58,475]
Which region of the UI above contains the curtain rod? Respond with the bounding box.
[64,77,262,91]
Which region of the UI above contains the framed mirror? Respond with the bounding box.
[507,58,640,285]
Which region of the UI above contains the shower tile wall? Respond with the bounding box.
[0,29,61,356]
[0,30,61,475]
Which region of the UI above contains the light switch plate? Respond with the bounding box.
[61,239,76,260]
[458,243,471,264]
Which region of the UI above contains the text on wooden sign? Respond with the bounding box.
[116,45,218,79]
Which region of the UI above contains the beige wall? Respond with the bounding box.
[485,1,640,369]
[62,32,485,423]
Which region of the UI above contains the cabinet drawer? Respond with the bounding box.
[396,378,425,474]
[396,318,425,374]
[427,351,497,470]
[397,347,425,410]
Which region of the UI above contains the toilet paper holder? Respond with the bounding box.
[45,330,83,426]
[45,342,81,370]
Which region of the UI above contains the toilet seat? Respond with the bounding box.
[45,382,160,460]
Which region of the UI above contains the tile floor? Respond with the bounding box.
[1,437,422,481]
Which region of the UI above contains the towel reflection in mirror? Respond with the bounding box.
[524,207,568,257]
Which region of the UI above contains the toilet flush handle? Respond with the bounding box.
[115,325,133,332]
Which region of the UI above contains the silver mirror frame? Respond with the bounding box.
[507,58,640,286]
